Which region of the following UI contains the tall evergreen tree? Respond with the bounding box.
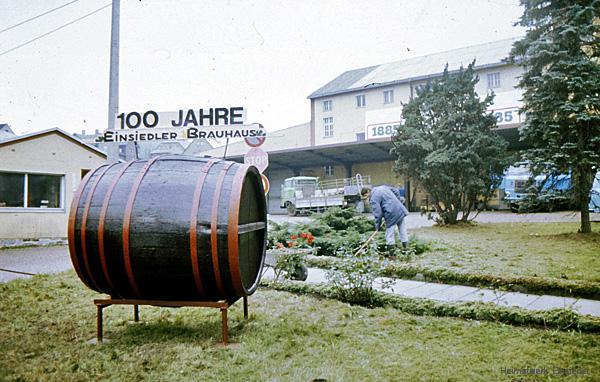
[391,63,508,224]
[510,0,600,233]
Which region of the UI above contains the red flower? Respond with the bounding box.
[276,242,284,249]
[290,234,298,240]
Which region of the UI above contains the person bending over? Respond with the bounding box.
[362,185,409,256]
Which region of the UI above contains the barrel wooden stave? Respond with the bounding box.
[69,156,266,301]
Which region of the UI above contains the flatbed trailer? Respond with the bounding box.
[280,174,371,216]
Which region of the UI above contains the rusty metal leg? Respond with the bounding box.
[97,305,104,343]
[221,307,228,345]
[134,305,139,322]
[243,296,248,319]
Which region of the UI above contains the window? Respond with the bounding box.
[323,117,334,137]
[356,94,366,108]
[0,173,24,207]
[324,165,334,177]
[487,72,501,89]
[0,172,63,209]
[323,100,332,112]
[356,132,365,141]
[384,90,394,104]
[414,83,428,95]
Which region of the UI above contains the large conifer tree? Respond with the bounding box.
[510,0,600,233]
[391,63,508,224]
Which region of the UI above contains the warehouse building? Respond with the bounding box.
[0,128,107,239]
[203,38,525,213]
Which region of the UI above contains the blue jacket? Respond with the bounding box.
[370,185,409,231]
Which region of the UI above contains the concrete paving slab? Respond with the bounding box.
[306,268,328,284]
[399,283,454,299]
[572,299,600,317]
[427,285,480,302]
[456,288,503,303]
[385,279,428,294]
[493,292,542,309]
[526,295,579,311]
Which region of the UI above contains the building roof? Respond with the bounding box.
[150,141,187,156]
[0,128,107,158]
[308,37,520,99]
[182,138,213,156]
[0,124,16,141]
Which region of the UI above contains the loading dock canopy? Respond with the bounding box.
[224,138,394,171]
[219,127,522,172]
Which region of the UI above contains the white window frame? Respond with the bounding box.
[0,171,65,212]
[323,100,332,112]
[356,94,366,108]
[383,89,394,104]
[323,117,334,137]
[487,72,501,89]
[324,165,334,177]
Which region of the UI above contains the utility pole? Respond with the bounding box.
[106,0,120,163]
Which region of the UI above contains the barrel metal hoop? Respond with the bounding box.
[122,156,164,298]
[211,161,235,296]
[68,164,109,290]
[79,164,115,292]
[98,160,140,298]
[189,159,219,297]
[227,164,251,295]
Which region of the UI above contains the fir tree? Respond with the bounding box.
[510,0,600,233]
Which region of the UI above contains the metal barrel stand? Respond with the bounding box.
[93,296,248,345]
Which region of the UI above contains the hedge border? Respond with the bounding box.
[261,279,600,333]
[304,255,600,300]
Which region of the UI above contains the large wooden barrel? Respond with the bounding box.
[68,155,267,301]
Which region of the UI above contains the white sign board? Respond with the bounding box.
[487,90,525,127]
[244,147,269,173]
[100,107,266,142]
[116,108,246,129]
[365,107,403,140]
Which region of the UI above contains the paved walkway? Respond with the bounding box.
[0,246,72,283]
[3,245,599,318]
[263,267,600,318]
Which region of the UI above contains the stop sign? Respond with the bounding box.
[244,147,269,173]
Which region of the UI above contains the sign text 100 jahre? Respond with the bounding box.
[100,107,265,142]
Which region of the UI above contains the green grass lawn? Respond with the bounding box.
[1,272,598,381]
[410,222,600,282]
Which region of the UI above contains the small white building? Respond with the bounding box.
[0,128,107,239]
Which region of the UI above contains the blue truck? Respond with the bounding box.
[501,164,599,212]
[590,172,600,213]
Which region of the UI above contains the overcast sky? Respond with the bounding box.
[0,0,525,137]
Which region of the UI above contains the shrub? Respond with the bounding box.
[325,246,391,304]
[272,249,308,282]
[313,207,375,234]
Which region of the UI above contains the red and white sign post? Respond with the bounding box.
[243,124,269,194]
[244,147,269,173]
